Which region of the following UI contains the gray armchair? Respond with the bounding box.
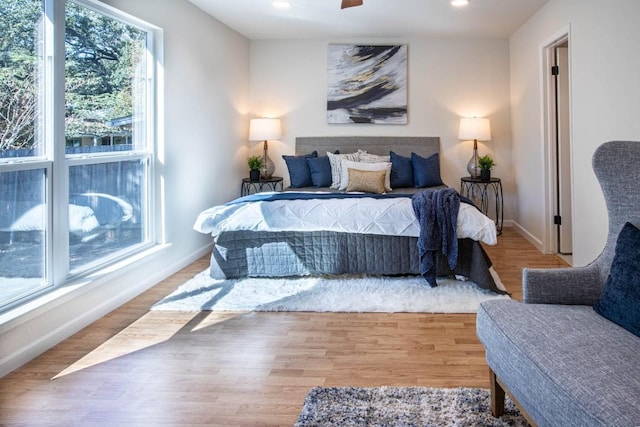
[477,141,640,426]
[523,140,640,306]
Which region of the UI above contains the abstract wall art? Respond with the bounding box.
[327,44,407,124]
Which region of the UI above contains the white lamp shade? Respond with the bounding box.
[249,118,282,141]
[458,117,491,141]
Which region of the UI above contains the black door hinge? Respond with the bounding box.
[551,65,559,76]
[554,215,562,225]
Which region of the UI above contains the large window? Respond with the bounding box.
[0,0,158,310]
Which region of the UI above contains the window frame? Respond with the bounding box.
[0,0,161,311]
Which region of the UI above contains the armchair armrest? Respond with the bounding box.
[522,264,604,305]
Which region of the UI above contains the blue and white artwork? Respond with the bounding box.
[327,44,407,124]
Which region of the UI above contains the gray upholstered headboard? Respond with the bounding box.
[295,136,440,158]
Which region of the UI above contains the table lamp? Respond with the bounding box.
[249,118,281,179]
[459,117,491,179]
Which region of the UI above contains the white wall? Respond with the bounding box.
[0,0,250,377]
[249,37,515,220]
[510,0,640,265]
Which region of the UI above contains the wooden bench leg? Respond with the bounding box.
[490,368,505,417]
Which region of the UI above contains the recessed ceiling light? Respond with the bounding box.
[273,1,291,8]
[451,0,469,6]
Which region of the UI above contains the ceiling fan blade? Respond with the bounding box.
[341,0,363,9]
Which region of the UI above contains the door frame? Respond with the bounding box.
[541,27,573,260]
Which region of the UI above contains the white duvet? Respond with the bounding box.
[194,192,497,245]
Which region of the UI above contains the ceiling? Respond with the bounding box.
[187,0,550,40]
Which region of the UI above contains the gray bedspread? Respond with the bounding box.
[209,230,507,295]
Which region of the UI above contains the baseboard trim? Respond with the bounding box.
[511,221,544,253]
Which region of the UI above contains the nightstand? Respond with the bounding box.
[241,176,284,197]
[460,176,503,235]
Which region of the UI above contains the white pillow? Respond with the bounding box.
[359,152,390,163]
[339,159,392,191]
[327,151,360,189]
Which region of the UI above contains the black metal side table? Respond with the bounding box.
[241,176,283,197]
[460,176,503,235]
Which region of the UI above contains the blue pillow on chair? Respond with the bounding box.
[593,222,640,337]
[412,152,444,188]
[282,151,317,188]
[390,151,414,188]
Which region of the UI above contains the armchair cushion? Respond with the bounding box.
[593,222,640,337]
[477,300,640,426]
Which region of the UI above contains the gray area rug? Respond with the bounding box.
[295,386,529,427]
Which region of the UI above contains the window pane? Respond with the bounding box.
[0,0,48,309]
[68,159,146,272]
[65,2,151,275]
[0,0,45,158]
[64,1,147,152]
[0,169,47,306]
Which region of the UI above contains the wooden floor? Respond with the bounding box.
[0,228,567,426]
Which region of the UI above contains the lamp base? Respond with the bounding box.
[466,139,481,179]
[261,140,275,179]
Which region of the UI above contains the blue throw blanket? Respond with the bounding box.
[411,188,460,287]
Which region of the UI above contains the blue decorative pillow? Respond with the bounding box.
[390,151,414,188]
[307,156,333,187]
[593,222,640,337]
[282,151,317,188]
[411,152,444,188]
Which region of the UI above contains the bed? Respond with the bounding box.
[194,136,505,294]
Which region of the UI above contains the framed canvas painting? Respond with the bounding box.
[327,44,407,124]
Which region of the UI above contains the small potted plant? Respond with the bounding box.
[247,155,264,182]
[478,154,495,181]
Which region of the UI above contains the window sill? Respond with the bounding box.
[0,243,171,331]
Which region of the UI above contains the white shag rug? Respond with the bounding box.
[152,269,510,313]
